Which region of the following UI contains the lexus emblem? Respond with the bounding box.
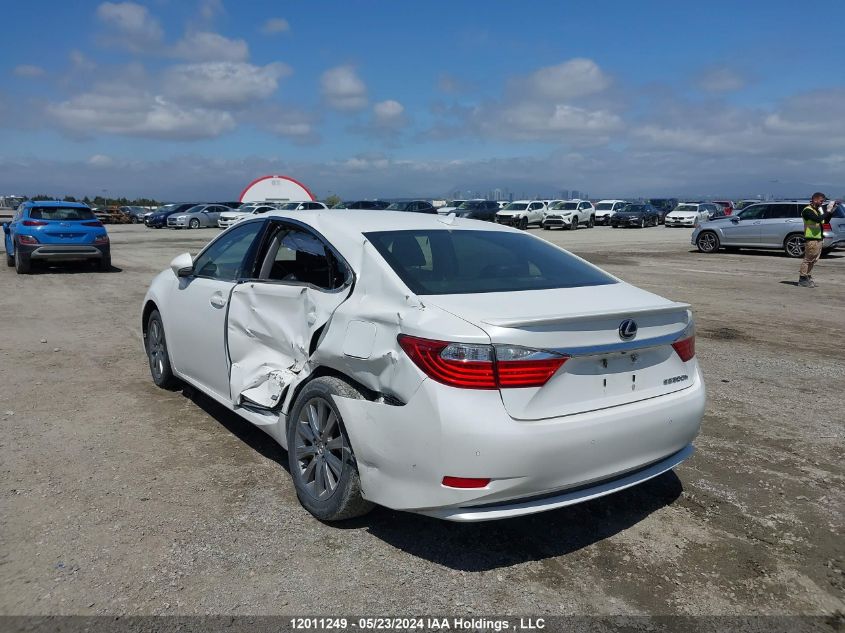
[618,319,638,341]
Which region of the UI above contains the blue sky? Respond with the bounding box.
[1,0,843,200]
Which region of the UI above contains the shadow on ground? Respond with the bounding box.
[183,388,684,572]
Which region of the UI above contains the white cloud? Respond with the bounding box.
[87,154,114,167]
[696,67,746,93]
[261,18,290,34]
[13,65,46,78]
[321,65,367,110]
[96,2,163,51]
[198,0,224,21]
[164,62,291,107]
[520,58,611,100]
[48,89,235,140]
[171,31,249,62]
[69,50,96,72]
[373,100,404,122]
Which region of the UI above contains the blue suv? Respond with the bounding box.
[3,201,111,274]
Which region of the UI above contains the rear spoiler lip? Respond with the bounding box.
[480,302,691,328]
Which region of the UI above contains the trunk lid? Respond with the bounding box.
[37,220,94,244]
[425,283,694,420]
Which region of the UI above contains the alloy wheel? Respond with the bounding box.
[785,235,805,258]
[147,318,167,381]
[294,397,345,500]
[697,232,718,253]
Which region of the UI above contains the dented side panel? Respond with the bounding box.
[227,281,349,408]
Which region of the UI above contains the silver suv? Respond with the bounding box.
[691,201,845,257]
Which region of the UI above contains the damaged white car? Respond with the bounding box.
[142,211,705,522]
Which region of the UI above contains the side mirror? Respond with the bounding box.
[2,223,9,235]
[170,252,194,277]
[730,216,740,223]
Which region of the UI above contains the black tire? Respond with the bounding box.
[696,231,720,253]
[588,215,595,228]
[99,254,112,272]
[145,309,178,389]
[14,248,31,274]
[6,252,13,267]
[783,233,805,258]
[131,217,139,224]
[542,225,549,230]
[287,376,374,522]
[189,218,200,229]
[569,217,578,230]
[518,217,528,230]
[821,248,833,258]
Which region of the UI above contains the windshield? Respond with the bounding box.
[252,206,274,214]
[386,202,406,210]
[503,203,528,211]
[673,204,698,212]
[365,230,616,295]
[457,201,482,210]
[553,202,578,211]
[29,207,96,221]
[278,202,300,210]
[446,201,465,207]
[595,203,613,210]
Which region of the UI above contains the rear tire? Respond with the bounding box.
[696,231,720,253]
[288,377,374,522]
[14,249,31,274]
[145,310,178,389]
[784,233,805,258]
[99,254,112,272]
[588,215,595,228]
[6,252,13,267]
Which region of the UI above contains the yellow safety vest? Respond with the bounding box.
[803,206,823,240]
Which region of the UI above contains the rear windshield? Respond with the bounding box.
[595,203,613,210]
[365,230,616,295]
[622,205,648,213]
[29,207,95,220]
[674,204,698,211]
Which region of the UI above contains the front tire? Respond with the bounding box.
[518,217,528,230]
[146,310,178,389]
[784,233,805,258]
[288,377,374,522]
[189,218,200,229]
[569,217,578,230]
[696,231,720,253]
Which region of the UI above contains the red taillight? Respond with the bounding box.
[497,358,567,388]
[672,336,695,362]
[442,476,490,489]
[22,220,47,227]
[18,234,40,245]
[823,223,832,231]
[82,221,103,227]
[93,234,109,245]
[397,336,496,389]
[397,335,567,390]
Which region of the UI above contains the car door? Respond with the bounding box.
[166,220,267,400]
[759,204,801,247]
[226,220,352,408]
[529,202,544,224]
[205,205,227,226]
[721,204,766,245]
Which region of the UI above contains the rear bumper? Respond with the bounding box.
[823,234,844,249]
[335,367,705,521]
[19,243,109,260]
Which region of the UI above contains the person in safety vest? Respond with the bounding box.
[799,192,837,288]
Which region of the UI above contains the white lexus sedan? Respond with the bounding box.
[142,211,705,522]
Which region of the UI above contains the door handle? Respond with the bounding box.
[210,292,227,309]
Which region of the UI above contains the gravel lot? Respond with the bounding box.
[1,222,842,617]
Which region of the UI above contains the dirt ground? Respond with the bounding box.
[0,223,842,617]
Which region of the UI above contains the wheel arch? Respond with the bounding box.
[141,299,159,340]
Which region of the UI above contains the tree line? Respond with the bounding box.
[24,195,163,207]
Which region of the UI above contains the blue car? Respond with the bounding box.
[144,202,198,228]
[3,200,111,274]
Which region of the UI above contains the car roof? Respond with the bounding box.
[597,199,626,203]
[23,200,89,208]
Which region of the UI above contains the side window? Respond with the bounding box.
[740,205,767,220]
[192,221,265,281]
[764,204,796,219]
[259,225,347,290]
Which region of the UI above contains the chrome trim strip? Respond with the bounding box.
[550,330,684,356]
